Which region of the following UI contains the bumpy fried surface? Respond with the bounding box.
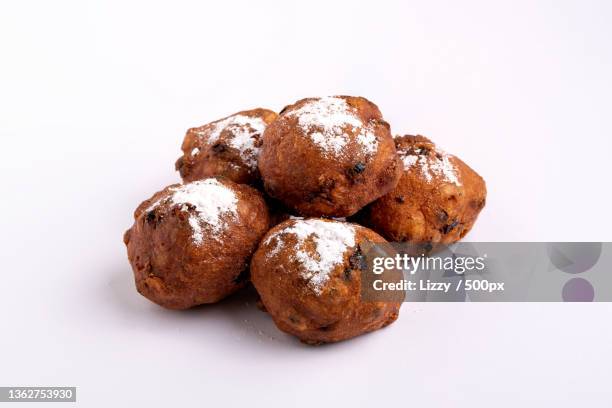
[259,96,401,217]
[124,178,269,309]
[357,135,486,247]
[176,108,278,185]
[251,218,401,344]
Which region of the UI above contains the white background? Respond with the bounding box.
[1,0,611,406]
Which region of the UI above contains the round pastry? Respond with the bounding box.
[176,108,278,185]
[358,135,486,247]
[251,218,401,344]
[258,96,401,217]
[123,178,269,309]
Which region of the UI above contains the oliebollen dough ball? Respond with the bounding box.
[358,135,486,246]
[258,96,401,217]
[176,108,278,185]
[123,178,269,309]
[250,218,401,344]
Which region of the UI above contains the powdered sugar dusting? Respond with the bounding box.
[401,154,418,168]
[264,219,356,295]
[194,114,266,169]
[430,152,461,185]
[357,131,378,153]
[146,179,238,244]
[287,97,378,157]
[401,148,461,186]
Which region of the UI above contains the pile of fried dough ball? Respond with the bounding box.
[124,96,486,345]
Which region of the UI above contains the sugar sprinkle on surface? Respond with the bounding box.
[287,97,378,158]
[264,219,356,295]
[194,114,266,169]
[146,179,238,244]
[400,148,461,186]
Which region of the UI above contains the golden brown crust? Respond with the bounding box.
[259,96,401,217]
[124,178,270,309]
[357,135,486,246]
[176,108,278,185]
[250,218,401,344]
